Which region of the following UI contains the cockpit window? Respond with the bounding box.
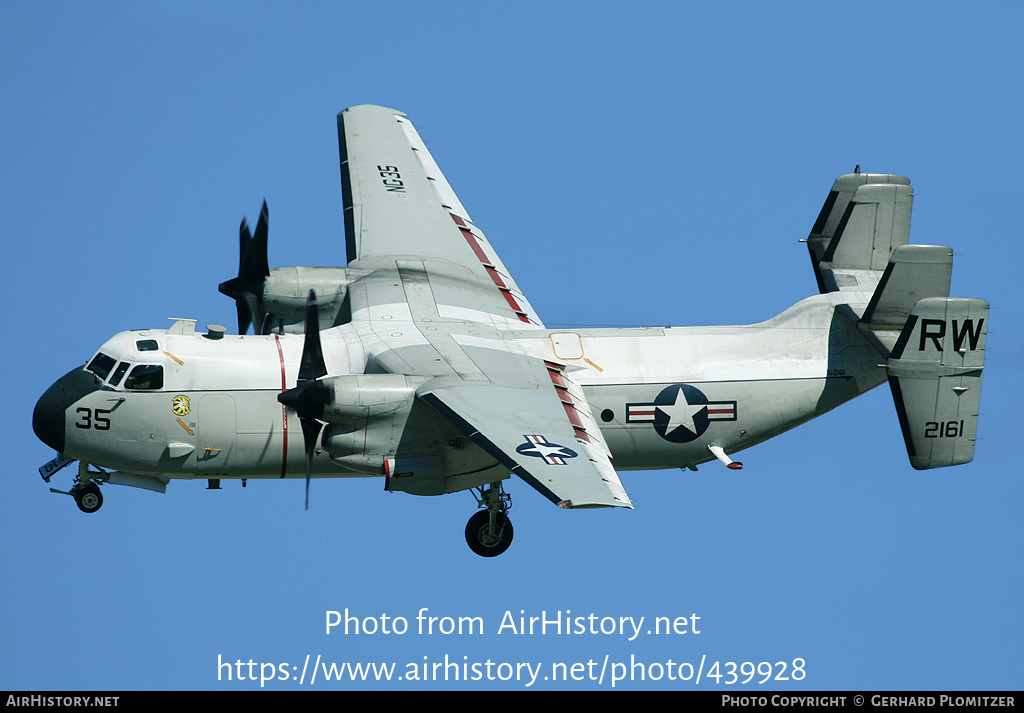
[136,339,159,352]
[86,353,116,380]
[124,364,163,390]
[108,361,130,387]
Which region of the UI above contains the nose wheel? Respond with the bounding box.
[465,483,513,557]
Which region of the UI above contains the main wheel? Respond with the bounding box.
[465,510,513,557]
[74,483,103,513]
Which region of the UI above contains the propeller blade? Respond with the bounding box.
[238,216,253,274]
[298,290,327,381]
[300,416,324,510]
[277,290,331,420]
[250,201,270,279]
[241,291,264,335]
[219,202,271,334]
[234,299,250,337]
[275,289,332,510]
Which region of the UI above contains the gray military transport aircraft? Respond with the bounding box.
[33,104,989,557]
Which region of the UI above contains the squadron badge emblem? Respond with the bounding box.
[172,394,191,417]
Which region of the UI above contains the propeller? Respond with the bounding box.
[277,290,330,509]
[218,201,270,334]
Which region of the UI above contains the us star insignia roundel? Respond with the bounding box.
[515,435,578,465]
[626,384,737,443]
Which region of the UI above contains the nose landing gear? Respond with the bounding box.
[73,482,103,513]
[465,482,513,557]
[44,460,106,514]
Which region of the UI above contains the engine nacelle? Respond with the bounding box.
[383,457,510,496]
[320,374,427,474]
[262,266,367,333]
[318,374,507,495]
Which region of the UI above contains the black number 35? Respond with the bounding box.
[75,407,112,430]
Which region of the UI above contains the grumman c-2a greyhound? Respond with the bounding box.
[33,105,989,557]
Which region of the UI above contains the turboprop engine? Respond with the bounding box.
[260,265,368,334]
[276,291,504,504]
[316,374,428,473]
[217,201,365,334]
[317,374,497,496]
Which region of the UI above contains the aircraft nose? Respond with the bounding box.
[33,379,66,453]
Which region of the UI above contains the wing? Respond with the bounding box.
[337,105,631,509]
[338,104,541,327]
[419,361,632,509]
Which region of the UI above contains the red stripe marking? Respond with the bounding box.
[545,361,591,441]
[485,265,507,288]
[562,404,584,427]
[274,334,289,478]
[452,213,534,324]
[549,374,566,388]
[460,227,491,264]
[500,288,524,312]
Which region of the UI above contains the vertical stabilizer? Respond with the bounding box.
[860,244,953,329]
[886,297,989,469]
[807,173,913,294]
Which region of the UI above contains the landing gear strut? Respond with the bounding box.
[465,482,513,557]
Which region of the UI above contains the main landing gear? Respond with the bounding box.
[465,482,513,557]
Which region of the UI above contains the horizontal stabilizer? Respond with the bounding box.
[860,244,953,329]
[886,297,989,469]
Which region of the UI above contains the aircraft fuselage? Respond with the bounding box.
[34,290,889,493]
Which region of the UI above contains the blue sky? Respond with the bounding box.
[3,1,1021,691]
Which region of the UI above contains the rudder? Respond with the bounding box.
[807,171,913,294]
[886,297,989,469]
[860,244,953,329]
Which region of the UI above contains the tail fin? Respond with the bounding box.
[860,244,953,329]
[807,172,913,294]
[886,297,989,469]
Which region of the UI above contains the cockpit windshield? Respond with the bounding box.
[86,353,116,381]
[108,361,130,387]
[124,364,164,390]
[86,348,165,390]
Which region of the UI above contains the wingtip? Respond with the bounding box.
[340,104,408,118]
